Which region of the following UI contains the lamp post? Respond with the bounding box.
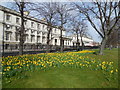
[23,11,29,16]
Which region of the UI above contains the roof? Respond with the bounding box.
[0,5,62,30]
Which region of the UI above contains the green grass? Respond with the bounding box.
[2,67,118,88]
[88,48,118,68]
[2,48,118,88]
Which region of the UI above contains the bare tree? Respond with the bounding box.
[74,2,120,55]
[70,17,88,51]
[106,29,118,49]
[106,19,120,49]
[70,17,80,51]
[55,3,72,52]
[14,0,29,55]
[79,21,88,50]
[29,2,57,53]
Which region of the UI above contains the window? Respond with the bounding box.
[6,32,9,40]
[6,14,11,21]
[68,41,69,45]
[15,33,19,41]
[31,35,35,42]
[42,37,45,43]
[37,36,40,43]
[37,24,40,29]
[73,42,74,46]
[6,32,11,40]
[55,29,57,33]
[43,25,44,29]
[55,39,57,45]
[5,44,9,49]
[31,45,34,49]
[15,44,18,49]
[66,41,67,45]
[55,39,57,43]
[24,45,26,49]
[16,17,19,23]
[25,35,28,42]
[31,22,34,27]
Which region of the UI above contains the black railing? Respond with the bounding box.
[2,44,100,57]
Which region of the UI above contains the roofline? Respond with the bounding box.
[0,5,60,29]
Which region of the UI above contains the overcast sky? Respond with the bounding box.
[0,1,102,43]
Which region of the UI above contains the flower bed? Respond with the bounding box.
[2,50,118,81]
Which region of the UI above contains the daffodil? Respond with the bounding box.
[110,70,113,73]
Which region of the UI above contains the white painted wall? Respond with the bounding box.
[0,6,94,48]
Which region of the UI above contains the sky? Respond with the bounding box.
[0,1,102,43]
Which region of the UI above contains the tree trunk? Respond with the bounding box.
[81,37,84,51]
[80,34,84,51]
[76,43,79,51]
[46,37,50,53]
[46,27,52,53]
[46,44,50,53]
[19,30,24,55]
[19,19,24,55]
[76,33,79,51]
[19,39,24,55]
[60,29,63,52]
[109,45,113,50]
[19,3,24,55]
[99,36,108,55]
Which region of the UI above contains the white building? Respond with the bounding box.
[0,5,66,51]
[71,34,94,47]
[0,5,95,52]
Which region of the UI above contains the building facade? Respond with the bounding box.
[70,35,94,47]
[0,5,67,51]
[0,5,95,52]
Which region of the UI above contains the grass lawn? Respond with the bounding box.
[2,48,118,88]
[88,48,118,68]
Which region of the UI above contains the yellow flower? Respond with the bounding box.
[0,72,2,74]
[110,70,113,73]
[7,66,11,69]
[116,69,118,72]
[102,61,105,64]
[4,69,7,71]
[80,64,82,66]
[7,69,10,71]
